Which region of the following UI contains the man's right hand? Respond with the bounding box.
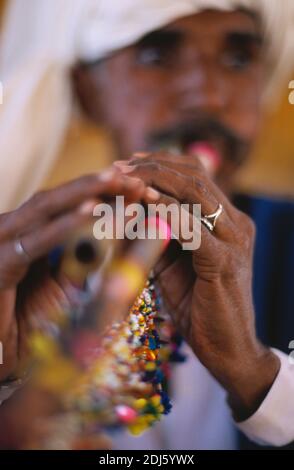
[0,170,150,382]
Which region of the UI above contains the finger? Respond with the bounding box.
[128,150,206,173]
[155,251,195,309]
[130,146,222,179]
[119,162,232,237]
[6,181,155,271]
[3,205,97,277]
[145,190,218,256]
[117,155,238,221]
[107,173,150,202]
[140,152,205,169]
[22,276,70,328]
[0,171,149,239]
[131,157,203,178]
[154,239,183,275]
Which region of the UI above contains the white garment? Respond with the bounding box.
[112,345,294,449]
[238,349,294,447]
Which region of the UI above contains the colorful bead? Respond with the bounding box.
[115,406,137,424]
[28,276,184,445]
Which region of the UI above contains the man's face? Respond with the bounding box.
[73,9,266,191]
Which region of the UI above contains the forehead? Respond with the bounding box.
[154,9,261,40]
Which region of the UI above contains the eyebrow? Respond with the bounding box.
[136,25,263,50]
[226,31,264,46]
[225,31,264,49]
[135,29,183,49]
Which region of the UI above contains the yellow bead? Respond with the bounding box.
[145,362,156,371]
[150,395,161,407]
[144,413,156,424]
[128,424,146,436]
[134,398,147,410]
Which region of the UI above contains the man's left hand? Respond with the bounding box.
[115,152,280,421]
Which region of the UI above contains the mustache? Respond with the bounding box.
[147,118,248,164]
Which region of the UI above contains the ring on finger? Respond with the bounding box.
[14,239,31,263]
[201,204,223,232]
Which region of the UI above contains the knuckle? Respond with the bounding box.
[0,212,15,240]
[238,212,256,238]
[29,190,49,212]
[246,218,256,238]
[134,161,160,182]
[126,163,142,177]
[191,175,209,198]
[129,163,139,173]
[146,161,160,172]
[221,243,246,276]
[182,185,194,204]
[190,159,206,174]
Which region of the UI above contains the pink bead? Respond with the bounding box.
[115,405,137,423]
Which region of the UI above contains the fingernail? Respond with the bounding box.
[99,169,115,182]
[145,187,160,201]
[133,152,150,158]
[120,165,134,174]
[124,177,142,188]
[113,160,130,167]
[79,200,97,214]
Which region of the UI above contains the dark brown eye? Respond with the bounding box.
[134,30,181,68]
[135,46,165,66]
[222,49,254,71]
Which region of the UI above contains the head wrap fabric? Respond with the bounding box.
[0,0,293,212]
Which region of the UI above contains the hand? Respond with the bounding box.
[115,153,280,420]
[0,170,150,382]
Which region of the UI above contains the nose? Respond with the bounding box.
[173,59,228,117]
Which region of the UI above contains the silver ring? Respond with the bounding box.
[14,239,31,263]
[201,204,223,232]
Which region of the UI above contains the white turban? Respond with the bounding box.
[0,0,293,212]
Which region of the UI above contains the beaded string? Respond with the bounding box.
[29,277,185,446]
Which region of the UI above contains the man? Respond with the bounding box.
[0,0,293,450]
